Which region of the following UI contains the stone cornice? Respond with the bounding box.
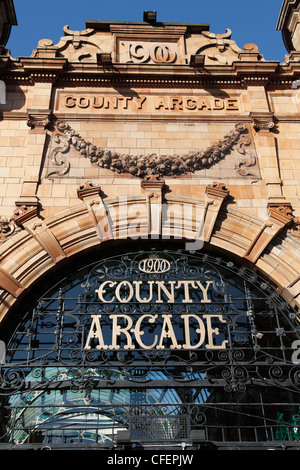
[86,20,210,34]
[20,57,68,74]
[1,56,300,87]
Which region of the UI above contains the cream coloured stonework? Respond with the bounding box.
[1,15,300,320]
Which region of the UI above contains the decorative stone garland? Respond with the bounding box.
[47,121,256,179]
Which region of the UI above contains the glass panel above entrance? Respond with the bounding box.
[1,248,300,450]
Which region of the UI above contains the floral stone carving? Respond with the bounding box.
[46,121,258,179]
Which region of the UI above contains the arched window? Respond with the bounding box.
[1,248,300,449]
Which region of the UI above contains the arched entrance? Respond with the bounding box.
[1,245,300,450]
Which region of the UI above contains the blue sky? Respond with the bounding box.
[7,0,287,61]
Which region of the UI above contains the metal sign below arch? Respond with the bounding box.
[1,248,300,450]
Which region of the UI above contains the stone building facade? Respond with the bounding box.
[0,2,300,450]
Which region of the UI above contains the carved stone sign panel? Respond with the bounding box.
[57,91,241,114]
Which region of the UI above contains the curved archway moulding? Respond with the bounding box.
[0,181,300,322]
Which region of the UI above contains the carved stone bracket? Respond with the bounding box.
[27,109,53,130]
[141,175,165,197]
[0,199,41,245]
[250,112,276,132]
[201,182,230,243]
[76,181,112,242]
[142,176,165,236]
[13,202,40,227]
[205,181,230,200]
[245,202,293,263]
[267,203,293,226]
[77,181,102,201]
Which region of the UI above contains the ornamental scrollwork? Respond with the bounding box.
[0,216,18,245]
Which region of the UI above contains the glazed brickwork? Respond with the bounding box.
[1,11,300,320]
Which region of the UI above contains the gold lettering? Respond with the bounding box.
[133,314,158,349]
[195,280,213,303]
[203,314,228,349]
[84,315,107,350]
[156,281,176,303]
[157,314,181,350]
[96,281,116,303]
[181,314,206,349]
[115,281,134,303]
[133,280,154,303]
[175,280,197,303]
[84,306,229,351]
[109,314,135,350]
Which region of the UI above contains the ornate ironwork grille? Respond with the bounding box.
[1,249,300,449]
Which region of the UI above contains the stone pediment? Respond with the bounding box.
[30,14,262,65]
